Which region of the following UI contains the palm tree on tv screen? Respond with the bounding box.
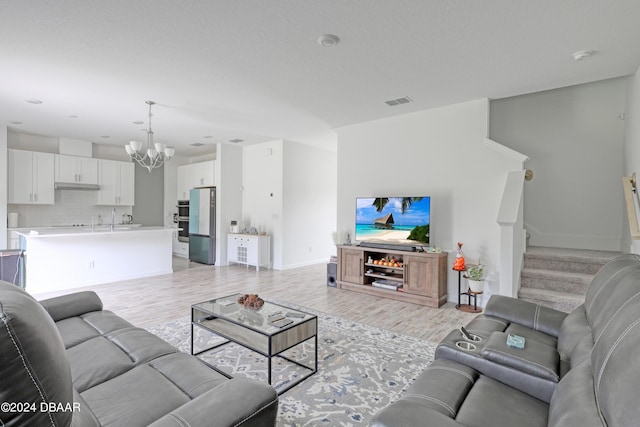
[372,197,424,214]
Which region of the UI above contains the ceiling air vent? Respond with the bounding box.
[385,96,413,107]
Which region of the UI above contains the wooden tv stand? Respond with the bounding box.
[336,245,448,308]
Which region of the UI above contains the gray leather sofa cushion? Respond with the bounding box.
[370,359,549,427]
[480,332,560,382]
[148,378,279,427]
[556,305,590,360]
[548,361,602,427]
[583,254,640,316]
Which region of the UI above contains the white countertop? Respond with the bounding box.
[18,226,179,238]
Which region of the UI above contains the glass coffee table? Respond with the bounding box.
[191,293,318,394]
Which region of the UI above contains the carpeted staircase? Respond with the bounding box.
[518,246,622,313]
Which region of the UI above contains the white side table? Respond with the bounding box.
[227,234,271,271]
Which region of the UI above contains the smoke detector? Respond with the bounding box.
[317,34,340,47]
[572,50,593,61]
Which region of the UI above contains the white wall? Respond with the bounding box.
[336,99,522,302]
[242,139,337,270]
[216,143,243,266]
[491,78,627,251]
[243,141,284,268]
[624,68,640,254]
[282,141,337,268]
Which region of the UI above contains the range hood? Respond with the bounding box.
[54,182,101,191]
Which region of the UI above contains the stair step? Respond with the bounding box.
[518,287,585,313]
[524,246,620,275]
[520,268,591,294]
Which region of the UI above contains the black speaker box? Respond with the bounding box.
[327,262,337,287]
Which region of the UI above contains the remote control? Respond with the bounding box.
[272,318,293,328]
[286,312,305,318]
[460,326,473,340]
[268,312,285,322]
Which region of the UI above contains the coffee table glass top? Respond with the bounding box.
[192,293,314,335]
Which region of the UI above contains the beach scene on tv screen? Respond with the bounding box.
[356,197,430,244]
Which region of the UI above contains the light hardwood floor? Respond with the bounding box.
[34,257,479,343]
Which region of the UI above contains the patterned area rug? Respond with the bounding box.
[146,303,437,426]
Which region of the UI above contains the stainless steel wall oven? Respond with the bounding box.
[177,200,189,242]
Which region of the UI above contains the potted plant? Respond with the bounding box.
[466,263,486,293]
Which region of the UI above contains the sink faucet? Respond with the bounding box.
[111,208,116,231]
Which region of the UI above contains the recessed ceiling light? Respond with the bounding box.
[132,120,144,125]
[572,50,593,61]
[9,121,23,125]
[317,34,340,47]
[100,135,110,139]
[203,135,213,139]
[26,98,43,104]
[191,142,205,147]
[229,139,244,143]
[67,115,78,119]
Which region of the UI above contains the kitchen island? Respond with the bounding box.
[19,226,178,295]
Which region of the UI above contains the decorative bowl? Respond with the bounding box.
[237,293,265,310]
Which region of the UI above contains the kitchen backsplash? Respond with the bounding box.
[8,190,133,228]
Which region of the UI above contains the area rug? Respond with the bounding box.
[146,302,437,426]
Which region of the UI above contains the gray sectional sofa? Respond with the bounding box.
[0,282,278,427]
[371,254,640,427]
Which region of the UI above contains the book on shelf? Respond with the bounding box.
[372,279,403,291]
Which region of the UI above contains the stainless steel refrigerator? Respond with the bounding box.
[189,187,216,264]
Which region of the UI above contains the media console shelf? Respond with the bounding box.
[336,245,448,308]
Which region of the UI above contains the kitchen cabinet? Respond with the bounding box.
[177,160,215,200]
[97,160,135,205]
[227,234,270,271]
[8,149,55,205]
[7,231,20,249]
[191,160,215,187]
[55,154,98,184]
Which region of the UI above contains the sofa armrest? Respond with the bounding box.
[481,332,560,382]
[148,378,278,427]
[484,295,568,337]
[39,291,103,321]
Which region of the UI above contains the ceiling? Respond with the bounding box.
[2,1,640,157]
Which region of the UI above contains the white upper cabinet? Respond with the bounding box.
[55,154,98,184]
[176,160,215,200]
[97,159,135,205]
[8,149,55,205]
[177,165,190,201]
[191,160,215,187]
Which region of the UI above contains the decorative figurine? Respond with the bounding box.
[345,233,352,245]
[453,242,466,271]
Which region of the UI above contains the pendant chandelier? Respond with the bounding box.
[125,101,175,172]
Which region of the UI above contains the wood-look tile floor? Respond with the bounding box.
[34,257,479,343]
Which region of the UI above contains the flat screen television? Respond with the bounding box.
[355,196,431,246]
